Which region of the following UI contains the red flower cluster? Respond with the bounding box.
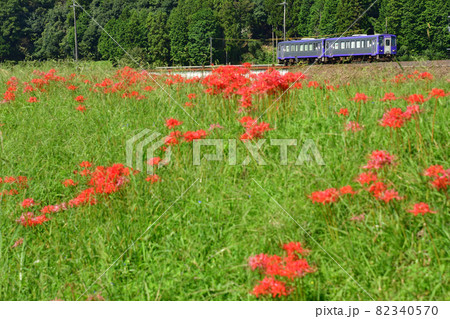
[309,185,357,205]
[249,242,313,298]
[423,165,449,191]
[408,202,437,216]
[165,118,183,129]
[362,150,395,170]
[380,92,397,102]
[183,129,207,142]
[239,116,272,141]
[16,163,130,227]
[336,108,349,116]
[350,92,369,103]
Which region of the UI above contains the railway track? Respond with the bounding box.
[152,60,450,73]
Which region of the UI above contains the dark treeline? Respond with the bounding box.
[0,0,448,65]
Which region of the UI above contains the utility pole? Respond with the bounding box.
[278,2,287,41]
[70,0,78,62]
[209,37,212,65]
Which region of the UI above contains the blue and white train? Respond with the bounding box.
[277,34,397,64]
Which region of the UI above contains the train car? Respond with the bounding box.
[277,38,325,65]
[277,34,396,65]
[324,34,396,63]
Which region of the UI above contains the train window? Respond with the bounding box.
[392,37,396,46]
[367,40,370,47]
[356,41,361,48]
[313,43,317,50]
[291,45,294,51]
[385,39,390,46]
[340,42,345,50]
[335,43,339,49]
[296,45,299,51]
[378,36,384,46]
[361,41,364,48]
[300,44,303,51]
[286,46,289,52]
[309,44,313,51]
[351,41,355,49]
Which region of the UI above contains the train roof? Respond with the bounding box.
[278,34,397,45]
[326,34,396,41]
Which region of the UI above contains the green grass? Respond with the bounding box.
[0,61,448,300]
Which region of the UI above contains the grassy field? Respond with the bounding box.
[0,61,448,301]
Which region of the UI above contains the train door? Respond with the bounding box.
[371,38,377,55]
[384,36,391,54]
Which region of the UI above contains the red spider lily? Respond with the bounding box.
[336,108,349,116]
[143,85,154,92]
[406,94,425,104]
[75,95,86,103]
[418,72,433,80]
[79,161,92,168]
[401,104,422,120]
[377,189,403,203]
[0,176,28,187]
[16,212,49,227]
[239,116,257,126]
[423,165,449,190]
[164,131,181,145]
[68,188,96,207]
[147,157,162,166]
[424,165,445,177]
[363,150,395,170]
[251,277,290,298]
[28,97,38,103]
[429,88,447,99]
[345,121,363,132]
[309,188,340,204]
[242,62,252,68]
[1,189,19,196]
[76,105,86,112]
[165,118,183,129]
[368,182,387,198]
[431,174,449,190]
[184,102,194,107]
[67,85,78,91]
[40,204,67,214]
[380,92,397,102]
[146,174,161,183]
[249,253,271,271]
[339,185,357,196]
[63,179,78,187]
[184,130,207,142]
[240,121,272,141]
[21,198,35,208]
[3,91,15,102]
[380,108,405,128]
[307,81,319,88]
[187,93,196,100]
[11,238,24,249]
[23,85,34,93]
[282,242,308,257]
[351,92,369,103]
[408,203,437,216]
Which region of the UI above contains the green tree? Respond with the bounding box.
[187,8,221,65]
[147,10,170,65]
[168,7,189,65]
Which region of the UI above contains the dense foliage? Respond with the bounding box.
[0,0,448,64]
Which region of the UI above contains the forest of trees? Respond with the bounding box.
[0,0,448,65]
